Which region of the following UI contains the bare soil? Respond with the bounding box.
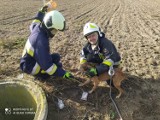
[0,0,160,120]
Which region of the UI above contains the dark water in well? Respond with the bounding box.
[0,84,37,120]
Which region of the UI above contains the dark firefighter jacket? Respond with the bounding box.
[80,33,121,75]
[20,11,65,76]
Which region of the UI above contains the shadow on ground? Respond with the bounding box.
[36,74,160,120]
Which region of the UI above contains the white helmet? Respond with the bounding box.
[43,10,65,31]
[83,22,102,37]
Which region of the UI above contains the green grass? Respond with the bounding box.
[0,38,26,50]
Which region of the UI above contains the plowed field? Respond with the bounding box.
[0,0,160,120]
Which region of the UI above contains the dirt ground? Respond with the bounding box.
[0,0,160,120]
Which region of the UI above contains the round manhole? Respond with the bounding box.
[0,79,48,120]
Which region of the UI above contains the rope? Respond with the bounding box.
[108,66,123,120]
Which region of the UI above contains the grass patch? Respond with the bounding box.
[0,37,26,50]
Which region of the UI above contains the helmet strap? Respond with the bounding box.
[41,23,55,38]
[48,29,55,38]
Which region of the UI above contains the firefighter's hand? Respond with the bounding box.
[85,68,97,77]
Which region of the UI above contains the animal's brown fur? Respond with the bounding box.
[79,62,126,98]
